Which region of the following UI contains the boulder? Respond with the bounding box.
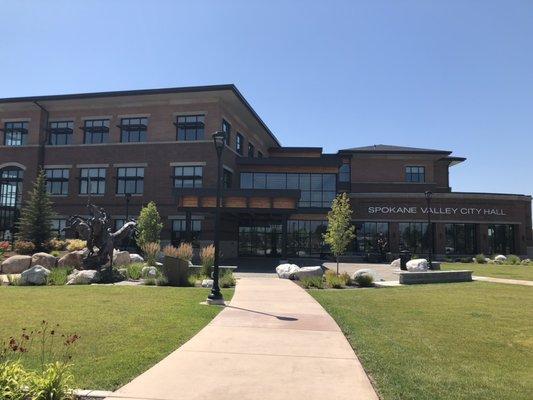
[58,251,85,269]
[276,263,300,279]
[1,255,32,274]
[521,259,531,265]
[129,253,144,263]
[201,278,213,288]
[352,268,381,282]
[31,252,57,269]
[390,258,401,269]
[494,255,507,263]
[141,266,158,278]
[20,265,50,285]
[113,250,131,266]
[66,269,99,285]
[293,266,323,280]
[406,258,429,272]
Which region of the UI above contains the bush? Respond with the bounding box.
[14,240,35,255]
[47,239,67,251]
[506,255,521,265]
[219,270,236,288]
[126,263,144,280]
[176,242,193,262]
[300,276,324,289]
[47,268,71,286]
[6,274,21,286]
[136,201,163,248]
[156,276,169,286]
[144,277,156,286]
[325,270,345,288]
[200,245,215,277]
[66,239,86,252]
[460,257,472,264]
[142,242,160,266]
[31,361,73,400]
[162,244,179,258]
[0,241,10,252]
[50,250,61,258]
[353,272,374,287]
[0,360,30,399]
[474,254,487,264]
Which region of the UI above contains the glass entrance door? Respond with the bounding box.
[238,223,282,257]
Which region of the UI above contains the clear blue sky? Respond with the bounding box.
[1,0,532,196]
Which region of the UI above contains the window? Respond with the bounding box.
[0,167,24,241]
[248,143,255,157]
[445,224,476,255]
[49,121,73,145]
[339,164,350,182]
[238,223,283,257]
[45,169,69,195]
[171,216,202,245]
[399,222,430,254]
[173,166,203,188]
[4,121,28,146]
[223,169,232,189]
[222,119,231,146]
[120,118,147,142]
[236,133,244,155]
[240,172,336,208]
[405,166,425,183]
[80,168,106,195]
[117,167,144,194]
[355,222,389,254]
[257,151,263,158]
[176,115,204,141]
[488,224,515,255]
[51,219,66,238]
[83,119,109,144]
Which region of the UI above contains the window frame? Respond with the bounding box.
[221,119,231,146]
[236,133,244,155]
[83,119,109,144]
[120,117,147,143]
[116,167,145,195]
[79,168,107,195]
[173,165,203,188]
[405,166,426,183]
[45,168,70,196]
[175,115,205,141]
[4,121,29,146]
[48,121,74,145]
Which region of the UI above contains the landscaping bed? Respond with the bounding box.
[311,282,533,400]
[442,262,533,281]
[0,285,233,390]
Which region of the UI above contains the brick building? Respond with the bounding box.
[0,85,531,259]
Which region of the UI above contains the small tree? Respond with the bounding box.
[323,192,355,275]
[136,201,163,248]
[16,170,55,251]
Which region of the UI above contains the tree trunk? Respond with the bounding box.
[336,257,339,275]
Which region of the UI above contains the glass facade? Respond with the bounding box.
[287,220,328,257]
[0,167,24,240]
[354,222,389,254]
[4,121,28,146]
[399,222,430,254]
[445,224,476,254]
[240,172,336,208]
[488,224,515,255]
[238,223,283,256]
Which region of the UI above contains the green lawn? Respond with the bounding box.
[0,285,232,390]
[311,283,533,400]
[442,262,533,281]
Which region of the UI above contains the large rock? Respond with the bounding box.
[276,263,300,279]
[20,265,50,285]
[31,252,57,269]
[113,250,131,266]
[58,250,85,269]
[66,269,99,285]
[201,278,213,288]
[494,255,507,263]
[1,255,32,274]
[390,258,401,269]
[293,266,323,280]
[406,258,429,272]
[352,268,381,281]
[141,266,158,278]
[130,253,144,263]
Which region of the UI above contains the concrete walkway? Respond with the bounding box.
[107,277,379,400]
[473,275,533,286]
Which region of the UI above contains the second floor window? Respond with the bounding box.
[248,143,255,157]
[222,119,231,146]
[120,118,147,143]
[45,168,69,195]
[4,121,28,146]
[49,121,73,145]
[236,133,244,155]
[405,166,425,183]
[83,119,109,144]
[80,168,106,195]
[176,115,204,141]
[117,167,144,194]
[339,164,351,182]
[173,166,203,188]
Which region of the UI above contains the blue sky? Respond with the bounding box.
[1,0,532,195]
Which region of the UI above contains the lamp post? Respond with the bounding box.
[207,131,226,305]
[425,190,433,267]
[125,192,132,221]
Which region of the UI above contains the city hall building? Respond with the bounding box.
[0,85,531,259]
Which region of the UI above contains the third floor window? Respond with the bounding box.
[173,166,203,188]
[120,117,147,143]
[48,121,73,145]
[222,119,231,146]
[175,115,205,141]
[83,119,109,144]
[4,121,28,146]
[236,133,244,155]
[405,166,425,183]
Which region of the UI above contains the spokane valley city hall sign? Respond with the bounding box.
[368,206,507,216]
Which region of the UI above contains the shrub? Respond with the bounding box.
[200,245,215,277]
[339,272,351,285]
[0,360,30,399]
[48,239,67,251]
[66,239,86,252]
[14,240,35,255]
[460,257,472,264]
[125,263,144,280]
[156,276,169,286]
[30,361,73,400]
[506,255,521,265]
[300,276,324,289]
[474,254,487,264]
[136,201,163,249]
[50,250,61,258]
[219,270,236,288]
[176,242,193,262]
[162,244,179,258]
[6,274,21,286]
[47,268,71,286]
[325,270,345,288]
[0,241,10,252]
[353,272,374,287]
[142,242,160,266]
[144,277,156,286]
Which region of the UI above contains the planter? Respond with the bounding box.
[162,255,189,286]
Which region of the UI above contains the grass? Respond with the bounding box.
[0,285,233,390]
[442,263,533,281]
[311,282,533,400]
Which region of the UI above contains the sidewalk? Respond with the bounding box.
[473,275,533,286]
[107,277,379,400]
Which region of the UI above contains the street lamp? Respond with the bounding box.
[425,190,433,267]
[207,131,226,305]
